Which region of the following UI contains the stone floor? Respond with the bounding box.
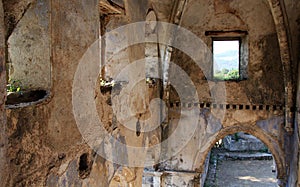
[216,160,277,187]
[205,148,278,187]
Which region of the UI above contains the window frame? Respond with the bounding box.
[212,37,241,81]
[205,30,248,82]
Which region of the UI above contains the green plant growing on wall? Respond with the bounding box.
[7,79,22,93]
[233,133,240,141]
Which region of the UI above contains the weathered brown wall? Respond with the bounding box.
[161,0,291,185]
[4,0,101,186]
[48,0,99,151]
[283,0,300,186]
[0,0,8,185]
[171,0,284,105]
[7,0,51,90]
[1,0,299,186]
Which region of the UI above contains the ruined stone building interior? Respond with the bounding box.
[0,0,299,186]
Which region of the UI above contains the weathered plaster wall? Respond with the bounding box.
[171,0,284,105]
[6,106,53,186]
[161,106,286,183]
[5,0,103,186]
[99,1,169,186]
[48,0,99,151]
[102,15,129,79]
[0,0,8,185]
[1,0,298,186]
[162,0,289,185]
[7,0,51,90]
[283,0,300,186]
[3,0,34,39]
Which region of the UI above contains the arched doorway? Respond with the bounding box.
[205,132,278,186]
[192,124,287,186]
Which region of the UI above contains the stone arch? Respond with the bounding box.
[193,125,286,182]
[266,0,294,132]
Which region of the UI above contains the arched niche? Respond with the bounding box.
[5,0,51,108]
[193,125,286,183]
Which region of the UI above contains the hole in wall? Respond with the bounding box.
[6,90,48,105]
[78,153,92,179]
[239,105,243,110]
[226,104,230,109]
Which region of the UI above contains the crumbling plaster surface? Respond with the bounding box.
[0,0,8,184]
[162,0,290,185]
[164,0,286,166]
[3,0,34,38]
[7,0,50,90]
[283,0,300,186]
[5,0,106,186]
[1,0,298,186]
[163,107,286,177]
[47,0,99,151]
[6,106,53,186]
[150,0,174,22]
[171,0,284,105]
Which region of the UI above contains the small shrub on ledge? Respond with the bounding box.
[6,79,48,106]
[6,79,22,93]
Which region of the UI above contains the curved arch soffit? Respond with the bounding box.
[267,0,293,131]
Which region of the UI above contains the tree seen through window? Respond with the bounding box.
[213,40,240,80]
